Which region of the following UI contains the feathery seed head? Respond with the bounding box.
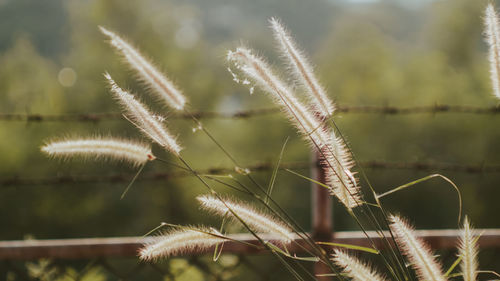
[228,46,360,208]
[227,47,285,96]
[228,30,360,209]
[332,250,387,281]
[105,73,182,155]
[269,18,334,118]
[100,26,187,110]
[41,137,154,167]
[227,47,330,150]
[320,134,360,210]
[484,4,500,100]
[197,195,294,244]
[389,215,447,281]
[459,217,478,281]
[139,227,226,261]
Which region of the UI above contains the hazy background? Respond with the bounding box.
[1,0,499,277]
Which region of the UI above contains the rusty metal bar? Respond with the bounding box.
[1,230,500,260]
[311,152,333,280]
[311,154,333,239]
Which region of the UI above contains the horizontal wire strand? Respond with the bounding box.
[4,104,500,122]
[2,160,500,187]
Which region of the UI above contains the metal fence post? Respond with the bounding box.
[312,151,333,280]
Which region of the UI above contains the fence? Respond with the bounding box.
[2,104,500,280]
[2,229,500,280]
[3,104,500,122]
[3,160,500,188]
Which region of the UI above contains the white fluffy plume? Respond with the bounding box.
[41,137,154,167]
[100,26,187,110]
[105,73,182,155]
[389,215,447,281]
[227,46,360,209]
[321,134,360,209]
[139,227,226,261]
[270,18,334,118]
[227,47,330,150]
[459,217,478,281]
[484,4,500,100]
[197,195,294,244]
[269,19,359,208]
[332,250,387,281]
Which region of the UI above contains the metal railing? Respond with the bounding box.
[2,229,500,280]
[2,104,500,280]
[3,230,500,260]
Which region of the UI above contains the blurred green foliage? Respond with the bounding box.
[0,0,499,274]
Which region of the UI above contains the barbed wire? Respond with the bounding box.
[3,104,500,122]
[0,108,279,122]
[2,160,500,187]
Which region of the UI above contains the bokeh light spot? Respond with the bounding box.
[58,67,77,87]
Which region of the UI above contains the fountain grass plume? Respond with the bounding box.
[227,47,331,149]
[99,26,187,110]
[227,44,360,210]
[332,249,387,281]
[197,194,294,244]
[484,4,500,100]
[105,73,182,155]
[390,215,447,281]
[459,217,478,281]
[270,18,360,209]
[321,134,360,209]
[269,18,361,209]
[41,136,154,167]
[270,18,334,118]
[139,227,227,261]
